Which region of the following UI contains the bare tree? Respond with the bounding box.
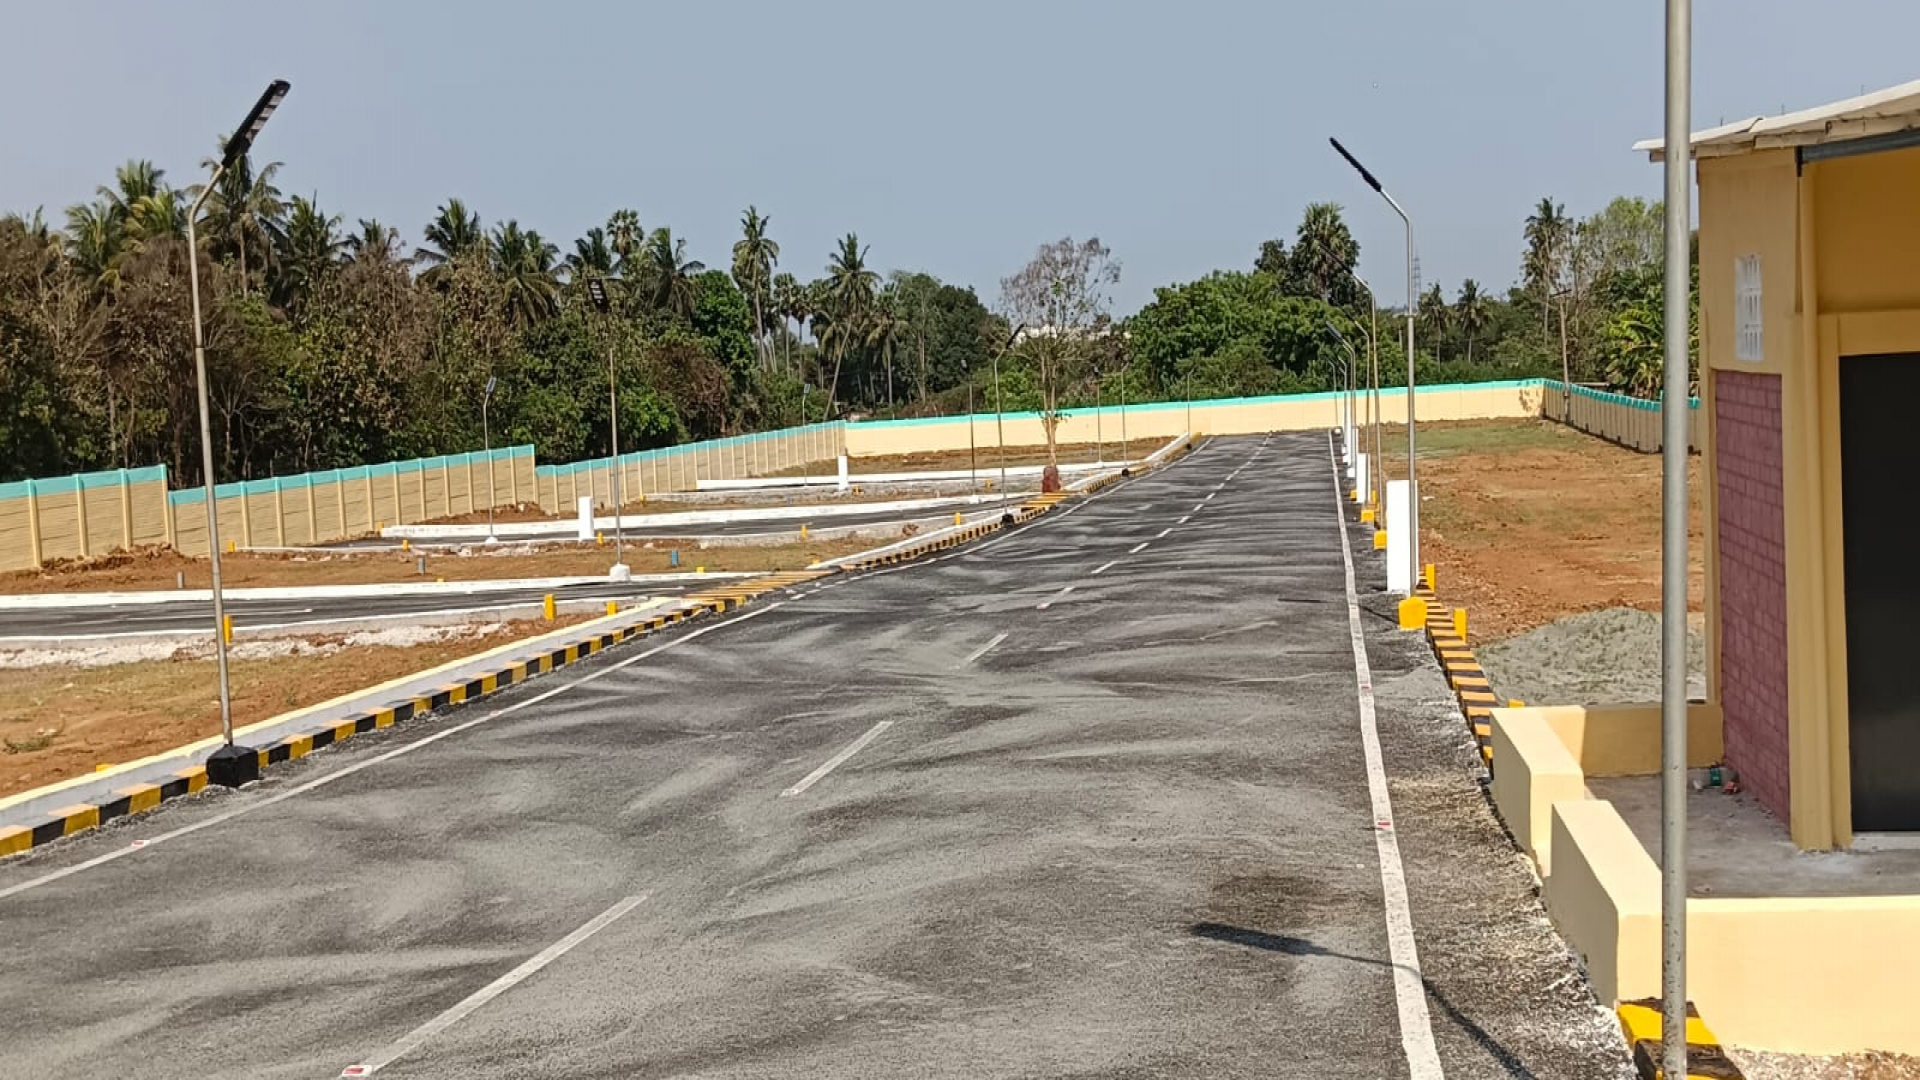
[998,237,1120,484]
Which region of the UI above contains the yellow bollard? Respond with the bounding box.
[1452,607,1467,643]
[1508,699,1526,709]
[543,594,556,621]
[1423,563,1435,591]
[695,565,706,574]
[1372,530,1387,550]
[596,532,604,546]
[376,521,384,532]
[800,524,809,540]
[1396,595,1427,631]
[96,763,112,772]
[606,601,618,617]
[1360,507,1374,524]
[227,540,236,554]
[222,615,233,643]
[401,538,410,552]
[1350,488,1359,502]
[954,512,964,526]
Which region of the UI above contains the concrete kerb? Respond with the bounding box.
[0,570,836,861]
[0,573,750,611]
[381,492,1022,542]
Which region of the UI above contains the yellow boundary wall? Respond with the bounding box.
[1491,704,1920,1055]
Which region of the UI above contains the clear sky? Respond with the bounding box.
[4,1,1917,313]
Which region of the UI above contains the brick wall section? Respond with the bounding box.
[1714,370,1790,821]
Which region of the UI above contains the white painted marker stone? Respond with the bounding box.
[577,495,594,541]
[1386,480,1411,595]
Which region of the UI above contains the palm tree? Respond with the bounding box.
[1416,283,1452,364]
[64,199,126,292]
[822,234,880,415]
[1455,279,1491,364]
[606,209,644,277]
[277,195,343,306]
[866,298,902,408]
[1291,202,1360,307]
[345,218,404,268]
[492,220,561,328]
[415,198,487,282]
[125,188,187,248]
[566,227,616,283]
[732,206,780,370]
[772,271,803,371]
[98,160,166,223]
[196,140,287,294]
[642,227,704,320]
[1524,197,1570,336]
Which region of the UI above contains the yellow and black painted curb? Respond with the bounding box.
[1617,999,1746,1079]
[1414,584,1501,770]
[0,569,831,860]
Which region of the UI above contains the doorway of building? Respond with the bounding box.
[1840,352,1920,832]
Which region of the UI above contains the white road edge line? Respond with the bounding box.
[340,893,649,1076]
[782,720,893,797]
[0,604,786,901]
[1090,560,1117,576]
[960,632,1009,666]
[1128,542,1149,555]
[1326,432,1445,1079]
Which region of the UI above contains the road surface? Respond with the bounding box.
[0,579,704,639]
[0,434,1631,1079]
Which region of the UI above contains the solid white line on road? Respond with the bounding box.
[1090,560,1117,576]
[1326,432,1445,1080]
[1036,585,1074,611]
[1204,492,1215,502]
[959,632,1009,666]
[340,893,649,1077]
[1192,503,1206,513]
[782,720,894,797]
[1128,542,1149,555]
[1177,516,1191,525]
[1156,528,1172,539]
[0,604,786,901]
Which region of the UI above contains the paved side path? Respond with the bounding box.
[0,434,1630,1079]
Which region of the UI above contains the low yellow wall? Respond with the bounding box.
[842,381,1545,458]
[1542,799,1662,1005]
[1533,702,1724,777]
[1513,705,1920,1053]
[1488,707,1589,875]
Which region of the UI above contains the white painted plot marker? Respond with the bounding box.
[341,894,650,1076]
[782,720,893,797]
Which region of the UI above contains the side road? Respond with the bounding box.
[0,433,1630,1079]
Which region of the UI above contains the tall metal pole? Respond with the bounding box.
[967,369,979,494]
[993,347,1007,493]
[1120,368,1129,461]
[1331,137,1418,588]
[608,337,627,576]
[1095,377,1104,465]
[1348,269,1383,509]
[482,377,498,544]
[1659,0,1692,1074]
[186,168,234,745]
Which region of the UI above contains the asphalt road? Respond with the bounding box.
[0,434,1632,1079]
[0,579,702,639]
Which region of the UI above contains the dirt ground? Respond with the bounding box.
[1375,419,1704,642]
[774,441,1138,478]
[0,537,875,596]
[1732,1047,1920,1080]
[0,615,597,798]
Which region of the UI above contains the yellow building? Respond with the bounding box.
[1640,80,1920,849]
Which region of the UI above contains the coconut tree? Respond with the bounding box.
[606,209,644,276]
[491,220,560,328]
[821,234,879,416]
[1524,196,1571,336]
[642,227,704,320]
[345,218,404,268]
[196,140,287,294]
[276,195,343,307]
[64,199,126,293]
[731,206,779,370]
[1455,279,1491,364]
[1416,283,1452,364]
[415,198,487,283]
[772,271,803,371]
[566,227,616,283]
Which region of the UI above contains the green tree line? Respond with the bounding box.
[0,140,1694,487]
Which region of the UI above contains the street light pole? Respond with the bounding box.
[965,359,979,494]
[1332,136,1418,594]
[1659,0,1693,1074]
[1346,269,1383,510]
[193,79,289,788]
[587,279,628,581]
[482,376,498,544]
[992,324,1024,494]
